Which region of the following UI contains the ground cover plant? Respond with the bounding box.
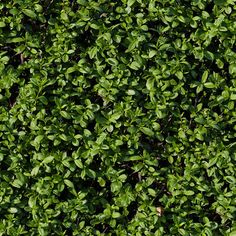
[0,0,236,235]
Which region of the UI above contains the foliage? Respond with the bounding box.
[0,0,236,235]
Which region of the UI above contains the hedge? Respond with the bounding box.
[0,0,236,235]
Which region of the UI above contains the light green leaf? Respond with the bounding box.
[61,12,69,21]
[129,61,140,70]
[0,22,6,27]
[31,166,40,176]
[148,188,156,197]
[118,174,127,182]
[178,130,186,139]
[35,135,44,144]
[204,82,215,88]
[107,58,118,66]
[77,0,87,6]
[229,64,236,75]
[66,67,77,74]
[230,94,236,100]
[196,84,203,93]
[112,212,121,218]
[9,37,24,43]
[98,177,106,187]
[43,156,54,164]
[59,134,68,141]
[176,71,183,80]
[8,207,18,214]
[126,89,135,95]
[88,47,97,59]
[178,16,186,23]
[140,127,154,137]
[75,159,83,169]
[146,78,154,90]
[60,110,71,119]
[35,4,43,13]
[96,132,106,145]
[64,179,75,188]
[28,196,36,208]
[185,190,194,196]
[111,181,122,192]
[202,71,208,82]
[22,9,37,18]
[90,23,99,29]
[149,50,157,58]
[12,179,23,188]
[216,59,224,69]
[225,176,236,184]
[86,169,96,179]
[110,113,121,122]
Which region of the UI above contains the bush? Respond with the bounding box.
[0,0,236,235]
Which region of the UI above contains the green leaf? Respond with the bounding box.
[202,71,208,82]
[59,134,68,141]
[22,9,37,19]
[86,168,96,179]
[146,78,154,90]
[225,176,236,184]
[129,61,140,70]
[148,188,156,197]
[61,12,69,21]
[204,82,215,88]
[31,166,40,176]
[0,22,6,27]
[112,212,121,218]
[90,23,100,29]
[178,16,186,23]
[184,190,194,196]
[110,113,121,122]
[166,136,175,143]
[178,130,186,139]
[66,67,77,74]
[28,196,36,208]
[1,56,9,63]
[230,94,236,100]
[216,59,224,69]
[176,71,183,80]
[35,135,44,144]
[96,132,106,145]
[88,47,97,59]
[77,0,87,6]
[229,64,236,75]
[196,132,204,141]
[9,37,24,43]
[118,174,127,182]
[35,4,43,13]
[60,110,71,119]
[228,230,236,236]
[12,179,23,188]
[107,58,118,66]
[64,179,75,188]
[43,156,54,164]
[39,96,48,105]
[140,127,154,137]
[75,159,83,168]
[148,50,157,58]
[196,84,203,93]
[98,177,106,187]
[8,207,18,214]
[111,181,122,192]
[126,89,135,95]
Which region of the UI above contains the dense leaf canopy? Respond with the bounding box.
[0,0,236,235]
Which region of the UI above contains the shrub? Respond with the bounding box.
[0,0,236,235]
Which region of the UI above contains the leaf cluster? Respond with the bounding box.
[0,0,236,235]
